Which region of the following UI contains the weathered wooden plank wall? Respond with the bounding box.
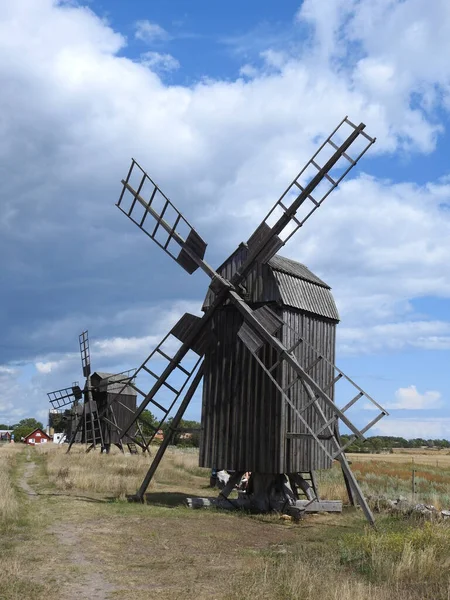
[200,245,339,474]
[199,305,337,473]
[281,310,336,471]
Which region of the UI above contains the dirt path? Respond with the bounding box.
[16,450,116,599]
[17,452,38,498]
[52,524,115,600]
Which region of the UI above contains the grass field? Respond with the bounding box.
[1,444,450,599]
[347,450,450,466]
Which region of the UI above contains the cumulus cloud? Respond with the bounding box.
[0,365,31,423]
[385,385,443,410]
[140,51,180,73]
[286,175,450,354]
[134,20,171,43]
[296,0,450,152]
[338,320,450,355]
[374,418,450,440]
[35,361,59,374]
[2,0,450,420]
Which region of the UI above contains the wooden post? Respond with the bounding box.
[412,468,416,501]
[134,365,204,502]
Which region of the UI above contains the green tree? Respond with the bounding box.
[13,418,44,441]
[367,437,383,453]
[49,411,72,434]
[161,418,201,447]
[139,410,159,438]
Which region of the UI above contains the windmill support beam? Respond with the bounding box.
[66,408,84,453]
[133,364,204,502]
[301,381,375,525]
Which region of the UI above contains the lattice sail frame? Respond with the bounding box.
[109,118,384,447]
[79,330,91,378]
[100,321,203,450]
[117,160,207,274]
[47,385,83,409]
[259,117,375,249]
[109,117,388,518]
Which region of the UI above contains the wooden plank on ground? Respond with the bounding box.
[294,500,342,512]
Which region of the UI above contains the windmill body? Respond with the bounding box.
[48,332,140,453]
[89,372,137,447]
[200,246,338,474]
[103,116,389,523]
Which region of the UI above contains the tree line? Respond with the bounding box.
[341,435,450,453]
[139,410,201,447]
[0,418,44,441]
[1,411,202,448]
[3,417,448,452]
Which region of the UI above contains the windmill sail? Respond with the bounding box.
[47,385,83,409]
[117,160,207,274]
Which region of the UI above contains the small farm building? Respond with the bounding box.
[24,428,51,445]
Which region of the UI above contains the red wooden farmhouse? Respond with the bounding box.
[24,428,51,446]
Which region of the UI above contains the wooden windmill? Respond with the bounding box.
[101,117,388,524]
[47,330,141,453]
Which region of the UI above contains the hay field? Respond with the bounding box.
[347,450,450,467]
[0,444,20,525]
[1,443,450,600]
[42,444,450,510]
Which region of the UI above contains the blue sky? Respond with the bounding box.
[1,0,450,441]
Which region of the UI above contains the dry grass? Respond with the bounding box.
[347,450,450,467]
[227,526,450,600]
[4,444,450,600]
[41,445,450,510]
[0,445,53,599]
[313,458,450,509]
[42,443,210,499]
[0,444,21,526]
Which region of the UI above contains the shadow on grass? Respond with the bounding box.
[37,491,108,504]
[125,491,213,508]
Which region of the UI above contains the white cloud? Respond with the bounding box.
[35,361,58,374]
[93,334,162,359]
[385,385,443,410]
[0,366,31,424]
[135,20,170,43]
[239,64,258,79]
[0,366,17,375]
[374,418,450,440]
[338,320,450,355]
[2,0,450,420]
[296,0,450,153]
[33,300,199,372]
[140,51,180,73]
[283,175,450,354]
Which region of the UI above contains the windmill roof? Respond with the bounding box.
[202,246,339,321]
[91,372,137,396]
[24,428,51,440]
[267,255,330,288]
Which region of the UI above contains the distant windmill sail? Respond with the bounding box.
[47,331,146,454]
